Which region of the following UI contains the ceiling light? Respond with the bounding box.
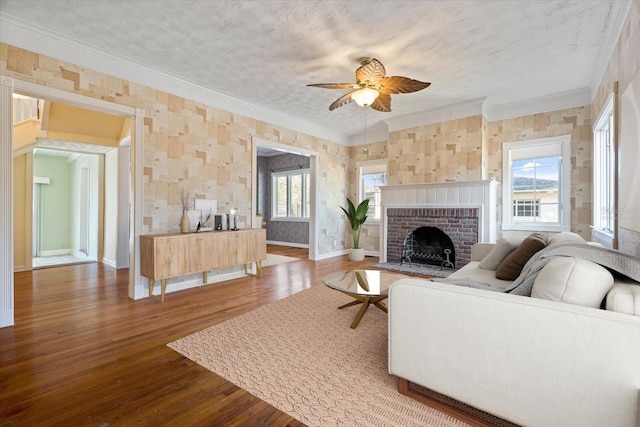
[351,88,380,107]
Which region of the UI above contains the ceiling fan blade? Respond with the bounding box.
[370,93,391,112]
[377,76,431,94]
[356,58,386,85]
[307,83,359,90]
[329,90,358,111]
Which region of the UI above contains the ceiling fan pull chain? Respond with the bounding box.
[363,107,368,154]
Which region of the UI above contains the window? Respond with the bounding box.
[593,95,615,236]
[502,136,571,232]
[272,169,310,220]
[513,199,540,218]
[357,160,388,221]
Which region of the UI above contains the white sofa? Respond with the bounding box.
[388,234,640,427]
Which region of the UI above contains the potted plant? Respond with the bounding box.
[340,197,369,261]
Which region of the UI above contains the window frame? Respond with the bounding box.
[592,92,616,239]
[357,159,388,224]
[502,135,571,232]
[271,168,311,222]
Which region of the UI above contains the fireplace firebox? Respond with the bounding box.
[400,226,455,269]
[385,207,479,268]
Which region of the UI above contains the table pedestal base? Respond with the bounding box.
[338,294,388,329]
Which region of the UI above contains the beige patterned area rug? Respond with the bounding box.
[168,285,470,427]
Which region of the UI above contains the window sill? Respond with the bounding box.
[591,227,614,248]
[270,217,310,223]
[502,223,570,233]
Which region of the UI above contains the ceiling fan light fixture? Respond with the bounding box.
[351,88,379,107]
[309,58,429,111]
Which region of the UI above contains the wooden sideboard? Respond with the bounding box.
[140,229,266,302]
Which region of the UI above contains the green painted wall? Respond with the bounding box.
[33,154,71,252]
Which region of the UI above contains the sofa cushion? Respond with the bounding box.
[448,261,514,290]
[495,233,547,280]
[606,280,640,316]
[532,257,614,308]
[478,237,521,270]
[547,232,586,246]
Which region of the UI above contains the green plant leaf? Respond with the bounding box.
[355,271,369,292]
[339,206,354,229]
[340,197,370,248]
[354,199,369,222]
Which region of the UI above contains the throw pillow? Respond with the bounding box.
[547,232,586,246]
[495,233,547,280]
[532,257,614,308]
[478,237,521,270]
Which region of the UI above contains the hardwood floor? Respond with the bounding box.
[1,246,379,426]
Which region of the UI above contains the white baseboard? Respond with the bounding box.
[266,240,309,249]
[38,249,71,257]
[265,241,375,259]
[101,258,117,269]
[313,249,379,261]
[314,249,348,260]
[0,308,14,328]
[146,266,248,299]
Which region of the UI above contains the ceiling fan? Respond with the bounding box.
[307,58,430,112]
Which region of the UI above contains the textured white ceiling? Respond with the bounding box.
[0,0,629,143]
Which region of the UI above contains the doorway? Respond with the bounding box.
[1,76,145,327]
[251,137,318,261]
[30,148,100,268]
[12,93,127,271]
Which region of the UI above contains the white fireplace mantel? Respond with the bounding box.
[379,179,499,262]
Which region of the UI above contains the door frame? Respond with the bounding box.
[251,136,319,260]
[30,149,100,263]
[0,75,145,327]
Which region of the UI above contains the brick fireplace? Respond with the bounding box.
[387,207,479,267]
[379,179,499,268]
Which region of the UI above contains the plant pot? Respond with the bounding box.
[348,248,365,262]
[180,214,191,233]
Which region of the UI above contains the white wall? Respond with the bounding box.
[70,153,99,260]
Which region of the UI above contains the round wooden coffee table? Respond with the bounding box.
[323,270,407,329]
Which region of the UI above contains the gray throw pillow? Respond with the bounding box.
[495,233,547,281]
[478,238,521,270]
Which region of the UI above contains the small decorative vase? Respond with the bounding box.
[348,248,365,262]
[180,214,190,233]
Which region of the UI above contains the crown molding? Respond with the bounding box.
[0,14,348,145]
[384,88,591,131]
[484,88,591,121]
[589,0,633,101]
[384,98,487,132]
[346,88,591,143]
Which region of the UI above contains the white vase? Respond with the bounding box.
[348,248,365,262]
[180,214,190,233]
